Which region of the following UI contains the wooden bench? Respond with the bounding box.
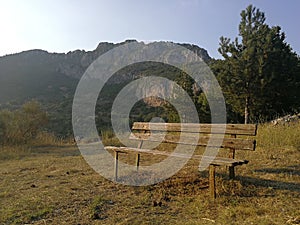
[105,122,257,199]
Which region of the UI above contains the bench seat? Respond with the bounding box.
[105,146,249,167]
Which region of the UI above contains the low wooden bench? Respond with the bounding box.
[105,122,257,199]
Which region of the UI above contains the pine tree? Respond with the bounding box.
[212,5,300,123]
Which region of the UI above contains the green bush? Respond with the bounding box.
[0,100,48,145]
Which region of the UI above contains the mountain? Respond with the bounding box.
[0,40,210,104]
[0,40,211,136]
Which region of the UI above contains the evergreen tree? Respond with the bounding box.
[212,5,300,123]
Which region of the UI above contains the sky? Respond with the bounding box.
[0,0,299,59]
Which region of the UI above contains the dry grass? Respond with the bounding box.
[257,121,300,150]
[0,123,300,224]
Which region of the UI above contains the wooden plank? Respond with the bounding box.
[129,133,256,150]
[202,156,248,166]
[132,122,257,136]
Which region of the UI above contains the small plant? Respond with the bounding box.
[90,196,108,220]
[27,207,52,222]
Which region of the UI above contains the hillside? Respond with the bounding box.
[0,40,211,136]
[0,40,210,105]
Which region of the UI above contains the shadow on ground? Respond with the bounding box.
[239,175,300,193]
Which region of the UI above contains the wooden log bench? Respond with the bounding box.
[105,122,257,199]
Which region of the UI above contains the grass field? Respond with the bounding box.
[0,123,299,224]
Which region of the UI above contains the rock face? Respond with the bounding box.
[135,78,177,107]
[179,43,211,62]
[56,40,211,80]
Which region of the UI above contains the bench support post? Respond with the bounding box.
[114,151,119,181]
[229,166,235,179]
[136,139,144,172]
[228,149,236,179]
[136,153,140,171]
[229,134,236,179]
[209,165,216,199]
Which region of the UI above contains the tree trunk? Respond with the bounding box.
[244,96,250,124]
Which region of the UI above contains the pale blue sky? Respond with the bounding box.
[0,0,299,58]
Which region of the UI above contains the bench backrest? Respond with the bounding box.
[130,122,257,157]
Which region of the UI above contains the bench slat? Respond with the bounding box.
[132,122,257,136]
[129,133,256,151]
[104,146,248,166]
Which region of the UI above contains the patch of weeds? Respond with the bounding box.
[3,207,52,224]
[90,195,112,220]
[0,146,31,160]
[26,207,52,222]
[217,178,242,198]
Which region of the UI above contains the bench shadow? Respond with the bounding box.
[238,165,300,194]
[254,164,300,176]
[198,169,300,197]
[30,145,81,157]
[238,175,300,193]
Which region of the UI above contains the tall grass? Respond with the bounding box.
[32,132,63,146]
[257,121,300,150]
[101,129,122,146]
[31,131,75,146]
[0,145,31,160]
[0,131,75,160]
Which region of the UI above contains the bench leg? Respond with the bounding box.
[114,151,119,181]
[136,153,140,172]
[209,165,216,199]
[229,166,235,179]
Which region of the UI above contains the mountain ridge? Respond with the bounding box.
[0,40,211,104]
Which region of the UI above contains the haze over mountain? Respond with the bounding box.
[0,40,210,105]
